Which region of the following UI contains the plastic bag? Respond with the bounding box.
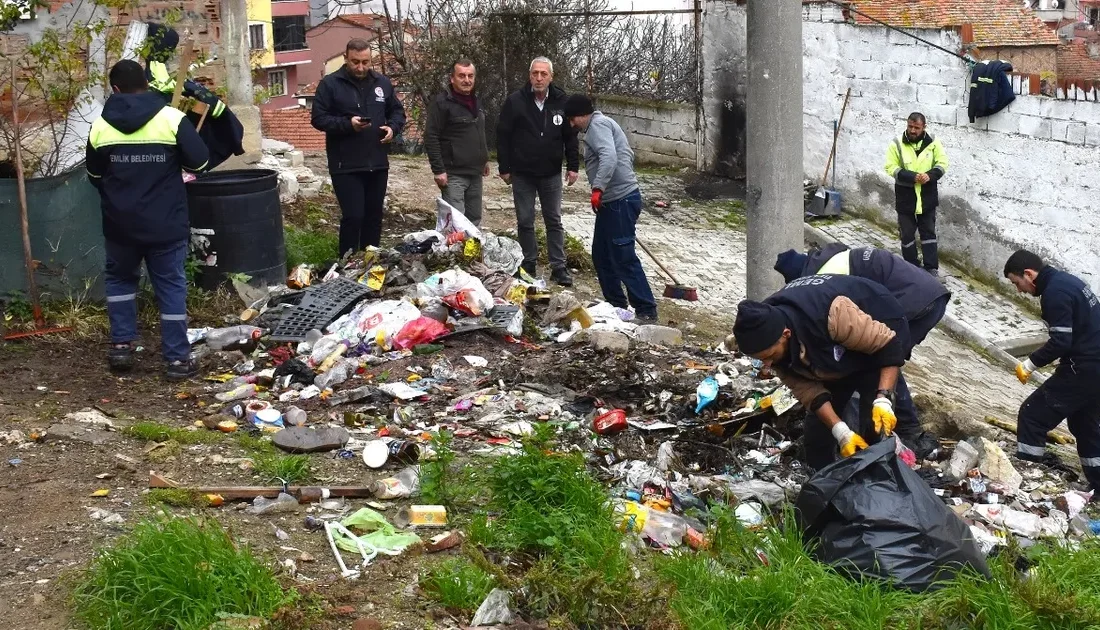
[328,299,421,348]
[331,507,421,554]
[436,197,483,241]
[795,438,991,592]
[417,269,495,316]
[393,317,450,350]
[480,232,524,275]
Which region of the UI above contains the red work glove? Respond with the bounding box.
[590,189,603,212]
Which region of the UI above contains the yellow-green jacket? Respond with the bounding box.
[884,133,948,215]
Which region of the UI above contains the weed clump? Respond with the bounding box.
[72,517,294,630]
[253,452,312,484]
[124,421,222,445]
[420,558,497,613]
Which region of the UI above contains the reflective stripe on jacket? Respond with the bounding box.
[884,133,948,215]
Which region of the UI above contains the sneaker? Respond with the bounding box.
[550,267,573,287]
[165,357,198,381]
[636,312,659,325]
[107,343,134,373]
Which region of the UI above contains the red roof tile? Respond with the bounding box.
[1057,39,1100,81]
[850,0,1060,47]
[261,107,326,151]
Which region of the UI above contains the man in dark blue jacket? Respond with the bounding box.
[1006,250,1100,490]
[311,38,406,256]
[733,275,913,470]
[775,244,950,453]
[86,60,209,380]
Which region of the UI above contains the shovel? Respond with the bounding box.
[636,238,698,302]
[808,87,851,217]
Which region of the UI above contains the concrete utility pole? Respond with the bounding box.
[745,0,803,300]
[221,0,262,162]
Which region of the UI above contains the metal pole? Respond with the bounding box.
[585,0,593,95]
[693,0,702,170]
[745,0,803,300]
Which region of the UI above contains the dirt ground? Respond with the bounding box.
[0,157,737,629]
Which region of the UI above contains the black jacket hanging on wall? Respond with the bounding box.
[967,60,1015,123]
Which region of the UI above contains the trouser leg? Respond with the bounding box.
[1016,370,1083,461]
[1067,403,1100,490]
[897,210,920,268]
[917,206,939,271]
[512,175,539,268]
[601,190,657,317]
[592,200,627,309]
[805,379,859,472]
[892,371,922,442]
[441,174,469,214]
[144,240,191,363]
[361,169,388,248]
[332,172,366,257]
[907,294,950,346]
[104,240,143,345]
[538,174,566,271]
[464,173,483,226]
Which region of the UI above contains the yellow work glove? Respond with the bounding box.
[872,396,897,437]
[832,422,869,458]
[1015,359,1036,385]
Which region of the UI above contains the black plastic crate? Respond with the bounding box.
[269,277,372,342]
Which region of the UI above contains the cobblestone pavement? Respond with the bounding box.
[810,217,1048,350]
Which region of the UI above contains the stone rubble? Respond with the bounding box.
[260,138,327,202]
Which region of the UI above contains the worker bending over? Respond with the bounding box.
[734,274,912,470]
[774,243,949,455]
[1007,250,1100,491]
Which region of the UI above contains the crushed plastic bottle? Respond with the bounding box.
[314,358,355,390]
[205,325,264,352]
[372,466,420,499]
[310,335,342,366]
[216,383,258,403]
[246,492,299,514]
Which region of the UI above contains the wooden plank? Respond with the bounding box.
[170,38,194,109]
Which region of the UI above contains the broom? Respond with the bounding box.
[636,238,699,302]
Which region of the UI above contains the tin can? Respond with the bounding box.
[593,409,628,435]
[395,505,448,528]
[388,439,421,464]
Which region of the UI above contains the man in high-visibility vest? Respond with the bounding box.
[884,112,948,278]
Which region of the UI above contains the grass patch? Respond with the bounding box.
[420,557,497,613]
[253,452,312,484]
[72,516,295,630]
[124,421,223,445]
[660,505,1100,629]
[236,432,278,454]
[460,424,656,625]
[421,431,484,512]
[286,226,338,269]
[145,488,205,508]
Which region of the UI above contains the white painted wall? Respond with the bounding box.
[597,96,697,167]
[800,3,1100,288]
[702,1,1100,287]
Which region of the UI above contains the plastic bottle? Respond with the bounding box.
[310,335,342,366]
[372,466,420,499]
[205,326,264,352]
[317,341,351,373]
[216,383,258,402]
[314,360,352,390]
[246,492,299,514]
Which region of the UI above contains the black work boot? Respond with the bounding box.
[550,267,573,287]
[165,357,198,381]
[107,343,134,373]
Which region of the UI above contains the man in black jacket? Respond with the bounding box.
[311,39,406,256]
[496,57,580,286]
[86,60,209,380]
[424,59,490,226]
[1007,250,1100,490]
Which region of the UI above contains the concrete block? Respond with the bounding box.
[841,40,872,61]
[853,60,883,80]
[986,112,1020,134]
[881,63,911,83]
[1085,124,1100,147]
[1066,121,1087,145]
[909,65,955,86]
[922,104,957,125]
[1007,95,1043,116]
[1017,115,1052,140]
[944,85,966,106]
[887,28,916,46]
[633,325,684,347]
[1073,100,1100,125]
[1050,119,1070,142]
[917,85,949,105]
[583,330,631,353]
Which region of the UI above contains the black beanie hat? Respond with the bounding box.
[774,249,809,284]
[733,300,785,355]
[563,93,594,118]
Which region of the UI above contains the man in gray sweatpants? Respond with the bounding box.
[564,94,658,322]
[424,58,490,225]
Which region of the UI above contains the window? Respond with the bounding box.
[1088,7,1100,26]
[273,16,307,52]
[268,70,287,97]
[249,24,265,50]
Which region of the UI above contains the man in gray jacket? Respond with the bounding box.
[424,59,490,225]
[564,94,657,322]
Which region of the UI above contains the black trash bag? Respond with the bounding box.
[795,438,990,592]
[273,358,315,386]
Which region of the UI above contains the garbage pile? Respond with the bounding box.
[170,196,1098,591]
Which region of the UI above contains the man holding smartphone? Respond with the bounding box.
[312,38,406,256]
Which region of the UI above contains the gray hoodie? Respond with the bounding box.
[582,111,638,203]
